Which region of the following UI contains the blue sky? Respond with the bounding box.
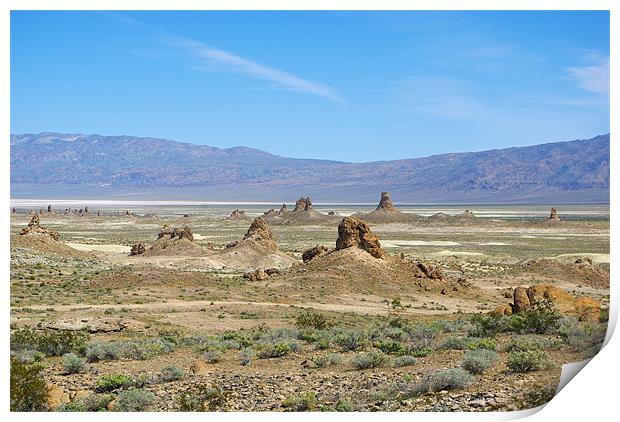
[11,11,609,162]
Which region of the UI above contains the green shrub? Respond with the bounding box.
[60,393,114,412]
[505,335,562,352]
[461,349,498,374]
[178,385,228,411]
[393,355,417,367]
[10,358,49,411]
[310,353,342,368]
[374,339,407,355]
[334,330,367,351]
[509,308,562,335]
[238,348,255,366]
[95,374,134,392]
[406,368,474,397]
[295,310,330,330]
[350,351,388,370]
[85,342,121,362]
[113,389,156,412]
[507,350,555,373]
[61,353,87,374]
[159,365,184,382]
[204,348,223,363]
[257,342,293,359]
[11,327,90,356]
[282,392,318,411]
[12,349,45,364]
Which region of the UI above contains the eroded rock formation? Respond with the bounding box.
[242,217,278,251]
[376,191,396,211]
[294,197,313,212]
[158,225,194,242]
[549,207,559,220]
[19,213,60,240]
[335,217,385,258]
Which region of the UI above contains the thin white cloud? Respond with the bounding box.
[566,56,609,96]
[168,36,345,105]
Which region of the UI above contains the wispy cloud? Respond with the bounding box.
[566,55,609,96]
[167,36,345,105]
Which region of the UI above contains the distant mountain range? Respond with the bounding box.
[10,132,610,204]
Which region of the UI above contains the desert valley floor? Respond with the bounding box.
[9,197,610,412]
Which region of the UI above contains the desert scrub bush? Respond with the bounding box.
[350,351,388,370]
[373,339,407,355]
[295,310,330,330]
[238,347,255,366]
[406,368,474,397]
[468,315,512,337]
[509,308,562,335]
[404,323,440,351]
[204,348,223,363]
[60,393,114,412]
[504,335,562,352]
[178,385,229,411]
[11,349,45,364]
[320,397,355,412]
[86,337,176,362]
[218,330,253,348]
[159,365,184,382]
[393,355,417,367]
[461,349,498,374]
[95,374,134,392]
[257,341,295,359]
[11,327,90,356]
[559,319,606,358]
[507,350,555,373]
[61,353,87,374]
[113,389,156,412]
[10,358,49,411]
[334,330,367,351]
[282,392,318,411]
[310,353,342,368]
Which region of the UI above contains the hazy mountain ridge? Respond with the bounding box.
[10,132,610,203]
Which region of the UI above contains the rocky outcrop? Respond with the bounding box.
[513,287,530,312]
[278,204,288,214]
[549,207,559,220]
[500,284,602,321]
[227,209,247,219]
[157,225,194,242]
[414,261,444,279]
[263,209,277,217]
[376,191,396,211]
[19,213,60,240]
[243,268,268,281]
[242,217,278,251]
[302,245,329,263]
[335,217,385,259]
[130,243,146,255]
[294,197,313,212]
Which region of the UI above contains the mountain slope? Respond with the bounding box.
[10,133,610,203]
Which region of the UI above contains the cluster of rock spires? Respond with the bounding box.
[294,197,313,212]
[493,284,601,321]
[19,213,59,240]
[157,225,194,242]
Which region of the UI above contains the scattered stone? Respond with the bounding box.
[244,269,269,281]
[414,261,444,279]
[302,245,329,263]
[130,243,146,255]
